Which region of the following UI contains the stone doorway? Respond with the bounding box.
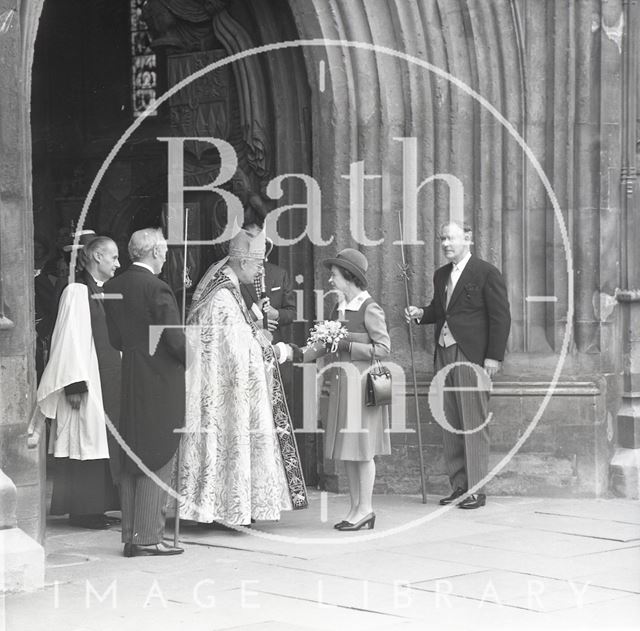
[28,0,320,538]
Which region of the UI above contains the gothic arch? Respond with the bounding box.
[284,0,615,367]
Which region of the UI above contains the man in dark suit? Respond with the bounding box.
[241,239,296,344]
[406,221,510,509]
[104,228,186,556]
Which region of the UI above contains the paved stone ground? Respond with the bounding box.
[3,492,640,630]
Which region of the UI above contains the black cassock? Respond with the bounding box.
[50,271,121,517]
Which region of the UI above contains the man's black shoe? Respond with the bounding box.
[439,488,466,506]
[458,493,486,509]
[129,542,184,556]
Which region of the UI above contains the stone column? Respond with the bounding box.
[610,0,640,498]
[0,0,46,542]
[0,468,44,593]
[611,292,640,498]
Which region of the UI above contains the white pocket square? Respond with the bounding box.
[271,286,281,291]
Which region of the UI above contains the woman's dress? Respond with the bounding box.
[309,296,392,461]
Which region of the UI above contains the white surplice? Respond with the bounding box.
[37,283,109,460]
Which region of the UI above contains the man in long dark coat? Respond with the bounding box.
[104,227,186,557]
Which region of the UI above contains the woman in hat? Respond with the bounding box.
[303,248,391,531]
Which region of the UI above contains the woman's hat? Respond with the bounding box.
[322,248,368,288]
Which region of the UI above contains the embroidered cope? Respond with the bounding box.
[178,266,307,524]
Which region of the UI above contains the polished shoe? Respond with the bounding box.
[123,542,183,557]
[131,542,184,556]
[458,493,486,509]
[337,512,376,531]
[124,541,184,557]
[439,488,466,506]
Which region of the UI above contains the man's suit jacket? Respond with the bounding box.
[241,261,296,344]
[420,255,510,366]
[104,265,186,474]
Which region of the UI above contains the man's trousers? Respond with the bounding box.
[435,344,490,492]
[119,456,174,545]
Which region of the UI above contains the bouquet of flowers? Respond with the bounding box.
[307,320,348,353]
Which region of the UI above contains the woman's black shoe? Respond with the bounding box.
[337,512,376,531]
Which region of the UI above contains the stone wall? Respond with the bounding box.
[288,0,624,496]
[288,0,623,362]
[0,0,45,542]
[320,377,611,498]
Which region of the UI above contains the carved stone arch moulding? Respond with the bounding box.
[141,0,274,191]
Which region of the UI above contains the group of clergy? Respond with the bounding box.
[37,225,306,557]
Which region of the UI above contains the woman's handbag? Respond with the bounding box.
[365,345,392,407]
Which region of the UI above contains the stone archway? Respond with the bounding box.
[0,0,632,550]
[6,0,316,539]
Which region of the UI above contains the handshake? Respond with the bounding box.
[272,338,353,364]
[273,342,304,364]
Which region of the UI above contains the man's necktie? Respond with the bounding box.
[445,271,454,309]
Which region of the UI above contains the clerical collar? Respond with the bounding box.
[452,251,472,272]
[89,273,104,288]
[339,290,371,313]
[133,262,154,274]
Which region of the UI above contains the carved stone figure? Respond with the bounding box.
[142,0,230,53]
[143,0,271,187]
